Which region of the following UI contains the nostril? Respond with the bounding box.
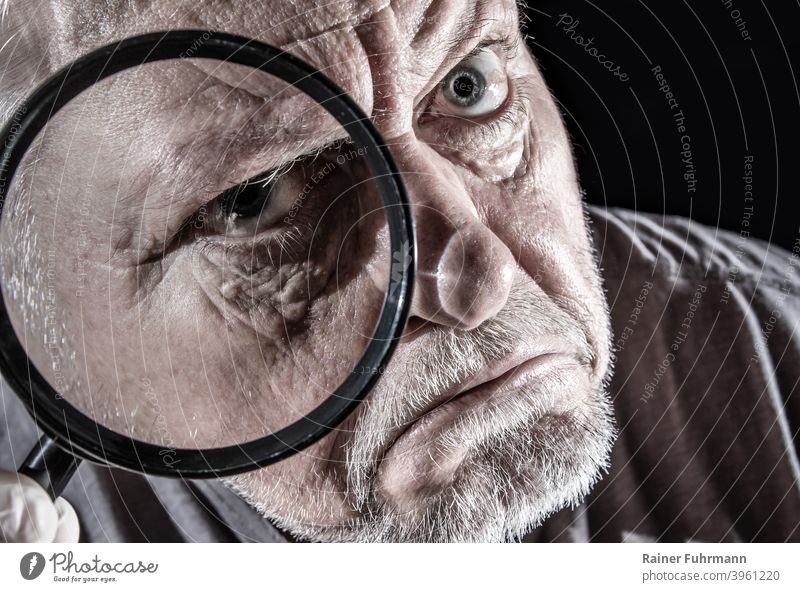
[437,226,515,330]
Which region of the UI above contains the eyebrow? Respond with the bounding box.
[198,129,351,198]
[441,1,486,59]
[229,135,351,188]
[422,0,517,81]
[169,89,351,183]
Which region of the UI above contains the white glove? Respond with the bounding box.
[0,470,79,542]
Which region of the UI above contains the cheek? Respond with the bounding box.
[100,273,383,448]
[437,128,527,183]
[191,240,338,336]
[472,113,610,378]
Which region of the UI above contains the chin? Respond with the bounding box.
[358,373,613,542]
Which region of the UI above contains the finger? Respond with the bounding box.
[0,472,58,543]
[52,497,80,543]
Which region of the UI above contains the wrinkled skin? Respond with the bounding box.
[0,0,615,541]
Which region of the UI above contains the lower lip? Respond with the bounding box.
[385,353,571,457]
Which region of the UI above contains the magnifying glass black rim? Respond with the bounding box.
[0,30,415,478]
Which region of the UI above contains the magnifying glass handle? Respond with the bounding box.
[18,436,81,500]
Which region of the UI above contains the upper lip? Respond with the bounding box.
[377,338,579,458]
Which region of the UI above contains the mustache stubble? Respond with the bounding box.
[343,278,597,509]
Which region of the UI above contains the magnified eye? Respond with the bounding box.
[218,178,275,221]
[433,47,510,118]
[195,140,354,243]
[205,168,296,239]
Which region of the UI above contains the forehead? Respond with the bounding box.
[48,0,391,48]
[47,0,511,42]
[39,0,519,132]
[45,1,519,74]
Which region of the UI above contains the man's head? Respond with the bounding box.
[0,0,615,541]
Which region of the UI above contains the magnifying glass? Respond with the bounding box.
[0,31,415,499]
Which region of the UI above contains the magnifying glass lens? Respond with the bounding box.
[1,55,395,453]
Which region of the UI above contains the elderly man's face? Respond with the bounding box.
[1,0,614,541]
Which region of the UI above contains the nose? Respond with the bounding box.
[389,138,515,331]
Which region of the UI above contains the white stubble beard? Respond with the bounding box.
[227,278,616,542]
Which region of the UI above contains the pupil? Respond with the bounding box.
[443,67,486,107]
[453,75,475,98]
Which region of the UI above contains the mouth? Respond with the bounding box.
[381,345,579,461]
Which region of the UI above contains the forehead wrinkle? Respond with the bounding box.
[408,0,481,51]
[410,0,517,63]
[282,0,392,47]
[41,1,391,73]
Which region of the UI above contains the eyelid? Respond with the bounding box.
[417,73,529,158]
[468,33,521,61]
[217,137,347,195]
[189,138,357,254]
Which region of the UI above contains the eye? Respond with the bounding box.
[192,140,355,245]
[433,47,510,118]
[218,178,275,221]
[204,168,297,239]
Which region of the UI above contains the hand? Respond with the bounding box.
[0,470,79,542]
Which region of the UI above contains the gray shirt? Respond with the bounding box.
[2,206,799,542]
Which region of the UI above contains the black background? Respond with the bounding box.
[522,0,799,250]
